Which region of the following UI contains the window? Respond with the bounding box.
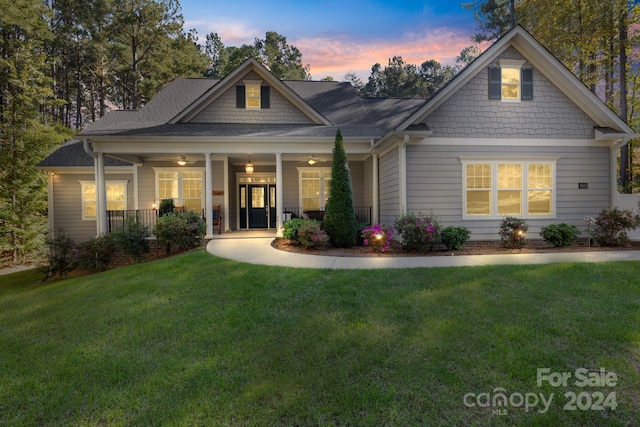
[236,80,270,109]
[80,180,128,220]
[154,168,203,212]
[462,160,555,218]
[298,168,331,212]
[489,60,533,101]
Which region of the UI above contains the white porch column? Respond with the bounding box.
[372,154,379,224]
[96,152,107,235]
[133,164,139,210]
[223,156,229,232]
[275,152,283,237]
[205,152,214,237]
[399,135,409,215]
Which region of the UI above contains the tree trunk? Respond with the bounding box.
[618,6,630,191]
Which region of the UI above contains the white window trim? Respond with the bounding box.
[499,59,525,103]
[79,180,128,221]
[243,79,262,110]
[153,167,205,209]
[461,159,557,220]
[297,167,331,211]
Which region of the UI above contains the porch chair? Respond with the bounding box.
[212,205,222,234]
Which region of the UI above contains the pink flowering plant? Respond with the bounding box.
[499,216,528,249]
[361,224,394,254]
[394,212,441,252]
[297,221,330,249]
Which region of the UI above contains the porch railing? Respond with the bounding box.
[107,209,158,236]
[283,206,372,225]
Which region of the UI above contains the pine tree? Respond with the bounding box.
[323,130,356,248]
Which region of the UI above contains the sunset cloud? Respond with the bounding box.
[295,28,481,81]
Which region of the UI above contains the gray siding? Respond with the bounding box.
[379,148,400,226]
[189,71,315,125]
[405,144,610,240]
[425,47,597,139]
[52,172,133,242]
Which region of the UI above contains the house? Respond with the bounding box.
[38,26,637,243]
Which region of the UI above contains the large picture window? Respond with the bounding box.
[462,160,555,219]
[298,168,331,212]
[80,180,128,220]
[154,168,204,212]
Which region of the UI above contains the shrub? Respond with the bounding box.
[153,210,205,254]
[394,212,441,252]
[539,223,581,247]
[283,218,309,241]
[323,129,357,248]
[591,207,640,247]
[114,218,150,263]
[361,224,394,254]
[441,226,471,251]
[77,234,118,272]
[499,216,528,249]
[47,232,77,278]
[297,221,330,249]
[158,198,175,217]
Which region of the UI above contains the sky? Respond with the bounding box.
[179,0,484,81]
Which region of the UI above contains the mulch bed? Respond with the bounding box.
[272,238,640,258]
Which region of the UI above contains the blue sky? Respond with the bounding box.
[179,0,482,80]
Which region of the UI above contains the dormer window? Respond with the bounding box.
[489,60,533,102]
[236,80,270,109]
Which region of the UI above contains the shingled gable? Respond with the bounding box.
[394,25,636,136]
[171,57,332,126]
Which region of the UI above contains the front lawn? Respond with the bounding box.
[1,251,639,426]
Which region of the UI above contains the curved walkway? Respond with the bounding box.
[206,238,640,269]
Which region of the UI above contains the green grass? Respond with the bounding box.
[1,251,639,426]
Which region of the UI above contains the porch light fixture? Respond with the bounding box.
[245,154,254,175]
[177,155,188,166]
[307,155,317,165]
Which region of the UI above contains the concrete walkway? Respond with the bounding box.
[206,237,640,269]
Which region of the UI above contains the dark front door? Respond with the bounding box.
[248,185,268,228]
[239,183,277,229]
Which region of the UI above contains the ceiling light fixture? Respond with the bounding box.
[177,155,187,166]
[245,154,254,175]
[307,155,317,165]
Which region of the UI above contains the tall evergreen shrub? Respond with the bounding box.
[323,130,357,247]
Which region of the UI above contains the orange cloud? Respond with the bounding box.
[295,28,487,81]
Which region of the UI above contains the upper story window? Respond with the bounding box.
[236,80,270,109]
[489,60,533,102]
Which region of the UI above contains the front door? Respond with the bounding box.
[239,184,276,229]
[248,185,268,228]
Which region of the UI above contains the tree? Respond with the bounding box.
[107,0,207,109]
[205,31,311,80]
[0,0,73,264]
[323,130,356,248]
[462,0,512,43]
[256,31,310,80]
[361,56,455,98]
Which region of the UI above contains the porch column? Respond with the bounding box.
[275,152,283,237]
[96,152,107,235]
[372,154,379,224]
[205,152,214,237]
